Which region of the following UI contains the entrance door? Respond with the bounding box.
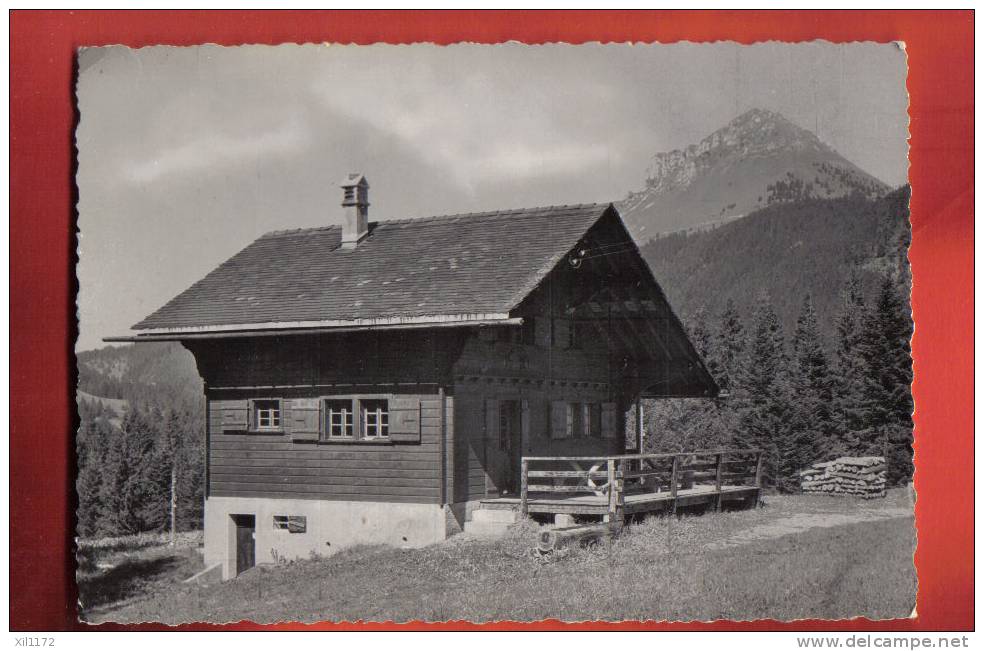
[233,514,255,575]
[488,400,523,495]
[484,398,527,496]
[498,400,522,494]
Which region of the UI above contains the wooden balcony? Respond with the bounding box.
[481,449,764,523]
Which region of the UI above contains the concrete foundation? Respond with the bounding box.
[204,496,454,580]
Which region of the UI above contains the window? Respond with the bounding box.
[252,399,281,431]
[273,515,307,533]
[570,402,584,438]
[325,400,354,439]
[588,403,602,438]
[568,319,581,350]
[362,400,389,439]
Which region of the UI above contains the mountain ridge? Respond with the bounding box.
[618,109,890,239]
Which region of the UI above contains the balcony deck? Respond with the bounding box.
[483,449,764,521]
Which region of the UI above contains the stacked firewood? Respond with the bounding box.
[799,456,886,499]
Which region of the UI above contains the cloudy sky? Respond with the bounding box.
[76,42,908,351]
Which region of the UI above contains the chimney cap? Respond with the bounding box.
[340,173,368,189]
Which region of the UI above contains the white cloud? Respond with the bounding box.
[307,52,617,193]
[123,114,307,185]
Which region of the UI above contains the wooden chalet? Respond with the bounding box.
[110,174,748,580]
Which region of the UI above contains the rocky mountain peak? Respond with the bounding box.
[643,109,831,194]
[620,109,888,239]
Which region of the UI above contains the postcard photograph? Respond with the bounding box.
[74,41,915,624]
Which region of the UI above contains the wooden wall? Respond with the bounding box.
[187,331,461,504]
[206,388,445,503]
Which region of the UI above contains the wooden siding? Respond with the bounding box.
[207,392,444,503]
[186,330,464,390]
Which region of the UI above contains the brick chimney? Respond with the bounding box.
[340,173,369,249]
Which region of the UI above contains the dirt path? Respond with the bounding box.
[706,504,914,550]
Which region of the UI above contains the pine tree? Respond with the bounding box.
[858,276,914,484]
[715,299,745,395]
[76,405,111,537]
[100,405,166,535]
[789,295,836,470]
[832,270,869,454]
[737,292,794,490]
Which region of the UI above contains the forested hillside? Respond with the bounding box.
[77,342,202,404]
[642,187,913,489]
[76,342,204,538]
[641,187,911,343]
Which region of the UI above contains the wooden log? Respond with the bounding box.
[537,524,612,553]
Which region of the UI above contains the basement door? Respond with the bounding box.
[232,514,255,576]
[484,399,528,496]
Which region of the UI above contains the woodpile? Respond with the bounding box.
[799,456,886,498]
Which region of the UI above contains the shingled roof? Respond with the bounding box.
[133,203,614,333]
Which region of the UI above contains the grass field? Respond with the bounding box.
[81,489,916,625]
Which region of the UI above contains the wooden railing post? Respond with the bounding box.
[670,454,680,516]
[604,457,624,532]
[714,452,724,511]
[754,450,765,507]
[520,458,529,517]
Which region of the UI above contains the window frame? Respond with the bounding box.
[588,402,602,438]
[250,398,283,433]
[569,402,584,439]
[317,396,393,444]
[361,399,390,440]
[323,399,356,440]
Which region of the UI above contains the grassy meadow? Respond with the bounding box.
[80,489,916,625]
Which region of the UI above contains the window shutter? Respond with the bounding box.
[550,401,569,439]
[484,399,500,442]
[288,398,320,442]
[218,400,248,432]
[601,402,617,439]
[390,397,421,443]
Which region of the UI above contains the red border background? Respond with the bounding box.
[9,10,974,631]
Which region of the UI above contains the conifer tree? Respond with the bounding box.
[715,299,746,395]
[859,276,914,484]
[789,295,836,468]
[76,401,111,537]
[737,292,793,489]
[832,270,869,453]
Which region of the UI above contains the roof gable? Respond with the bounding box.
[133,204,612,332]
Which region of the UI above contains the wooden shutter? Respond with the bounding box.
[389,397,421,443]
[288,398,320,442]
[550,401,570,439]
[601,402,617,439]
[218,399,248,432]
[484,399,500,442]
[287,515,307,534]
